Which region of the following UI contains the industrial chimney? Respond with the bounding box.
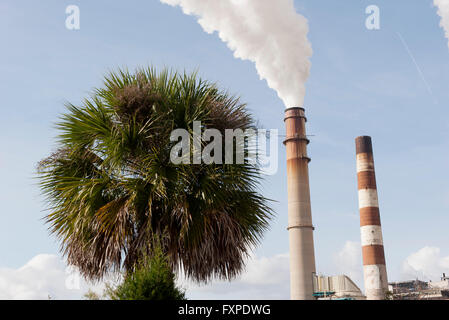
[355,136,388,300]
[284,107,316,300]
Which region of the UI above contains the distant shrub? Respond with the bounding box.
[105,248,186,300]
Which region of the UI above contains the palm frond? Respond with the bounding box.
[37,67,273,282]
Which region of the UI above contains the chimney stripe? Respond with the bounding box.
[362,245,386,266]
[361,225,384,246]
[356,153,375,173]
[357,171,377,190]
[363,265,388,299]
[358,189,379,209]
[360,207,381,226]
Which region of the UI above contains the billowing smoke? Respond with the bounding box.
[435,0,449,49]
[160,0,312,108]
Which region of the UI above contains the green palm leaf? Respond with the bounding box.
[37,67,273,282]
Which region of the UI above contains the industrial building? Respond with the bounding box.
[388,274,449,300]
[313,275,365,300]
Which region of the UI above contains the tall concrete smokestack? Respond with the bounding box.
[355,136,388,300]
[284,107,316,300]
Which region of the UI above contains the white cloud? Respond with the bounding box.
[0,254,106,300]
[435,0,449,49]
[401,247,449,281]
[179,253,290,300]
[333,241,363,289]
[0,253,290,300]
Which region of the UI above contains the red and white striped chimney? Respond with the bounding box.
[355,136,388,300]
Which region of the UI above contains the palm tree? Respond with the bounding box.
[38,67,272,283]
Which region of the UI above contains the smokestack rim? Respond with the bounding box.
[284,107,305,112]
[284,107,307,123]
[355,136,373,155]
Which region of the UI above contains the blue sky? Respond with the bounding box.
[0,0,448,299]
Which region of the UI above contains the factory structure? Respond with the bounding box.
[283,107,446,300]
[313,275,365,300]
[388,274,449,300]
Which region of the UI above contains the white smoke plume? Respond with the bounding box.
[401,247,449,281]
[435,0,449,49]
[160,0,313,108]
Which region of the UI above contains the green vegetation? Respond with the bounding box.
[106,247,186,300]
[38,67,272,285]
